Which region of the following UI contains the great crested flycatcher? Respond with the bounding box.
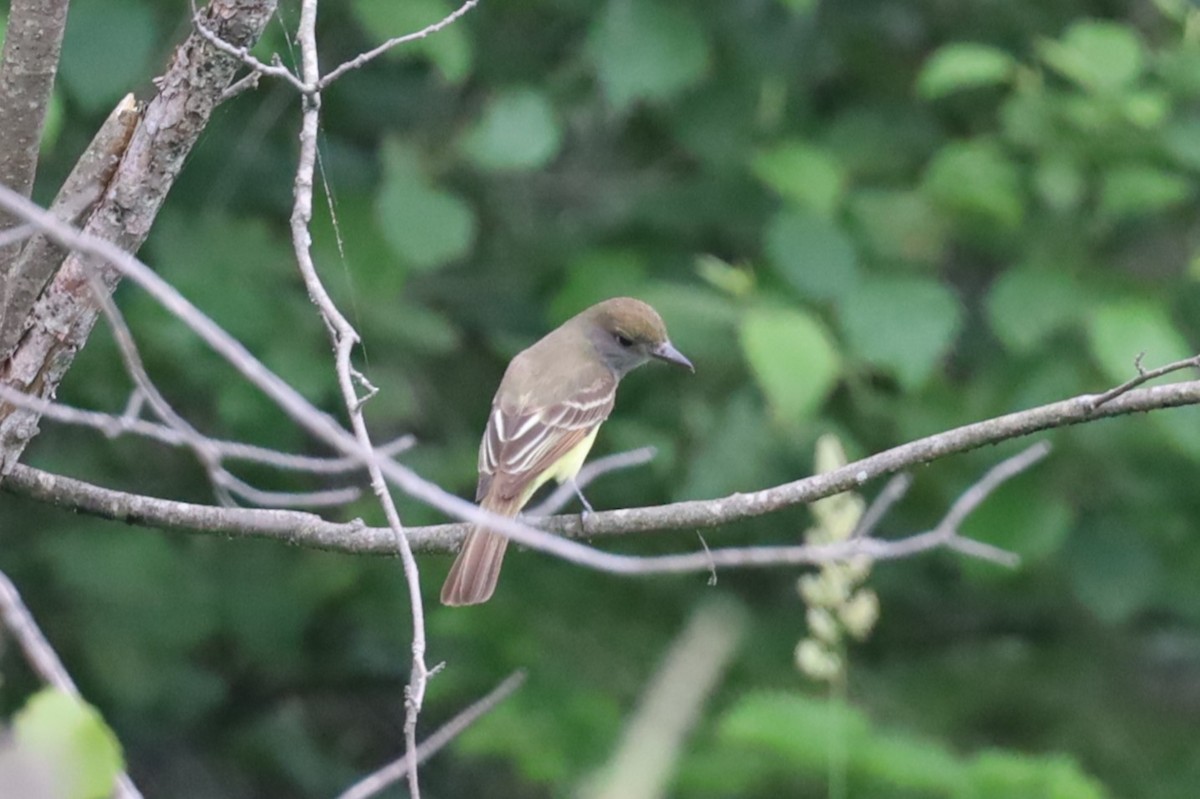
[440,297,693,606]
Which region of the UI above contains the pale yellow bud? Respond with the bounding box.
[840,589,880,640]
[796,639,843,681]
[806,607,841,644]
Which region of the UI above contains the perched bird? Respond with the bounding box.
[440,297,693,606]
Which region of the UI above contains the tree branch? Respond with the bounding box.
[0,0,69,267]
[1089,352,1200,409]
[0,94,140,359]
[0,0,277,475]
[1,184,1198,576]
[0,441,1038,573]
[0,382,413,474]
[335,670,527,799]
[318,0,482,89]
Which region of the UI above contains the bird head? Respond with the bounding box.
[583,297,694,377]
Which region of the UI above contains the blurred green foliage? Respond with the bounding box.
[3,0,1200,797]
[2,689,125,799]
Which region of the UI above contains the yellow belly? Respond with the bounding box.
[519,427,600,505]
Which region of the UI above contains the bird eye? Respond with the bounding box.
[615,333,634,348]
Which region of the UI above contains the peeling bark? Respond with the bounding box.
[0,0,277,474]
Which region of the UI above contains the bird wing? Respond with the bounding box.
[476,373,616,503]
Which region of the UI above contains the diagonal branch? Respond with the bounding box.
[1,186,1199,577]
[318,0,482,89]
[0,94,140,360]
[335,670,527,799]
[0,383,414,474]
[0,0,277,476]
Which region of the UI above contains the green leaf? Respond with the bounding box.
[375,139,476,270]
[971,750,1109,799]
[1120,89,1169,129]
[839,276,962,389]
[14,690,124,799]
[987,266,1087,352]
[717,692,871,767]
[739,305,840,423]
[1086,299,1191,384]
[463,88,562,171]
[917,43,1017,99]
[923,140,1024,230]
[764,211,860,301]
[751,141,846,215]
[589,0,712,110]
[1039,21,1144,93]
[59,0,156,113]
[352,0,472,82]
[1099,165,1191,220]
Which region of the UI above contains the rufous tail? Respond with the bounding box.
[440,496,520,606]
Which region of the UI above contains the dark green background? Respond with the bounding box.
[3,0,1200,796]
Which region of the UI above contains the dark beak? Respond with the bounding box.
[651,340,694,373]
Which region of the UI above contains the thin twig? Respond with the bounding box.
[289,0,428,793]
[318,0,482,89]
[1089,353,1200,409]
[192,14,306,92]
[0,383,413,474]
[87,276,354,508]
[851,473,913,539]
[219,69,263,102]
[938,441,1051,533]
[336,670,527,799]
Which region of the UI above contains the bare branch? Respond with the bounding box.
[319,0,482,89]
[219,69,263,102]
[1089,353,1200,409]
[0,569,78,693]
[84,273,361,507]
[3,443,1033,575]
[4,464,388,549]
[335,670,527,799]
[1,449,661,554]
[0,568,143,798]
[1,188,1199,578]
[939,440,1051,533]
[192,13,308,93]
[0,0,278,475]
[0,383,413,474]
[287,0,430,791]
[851,473,913,540]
